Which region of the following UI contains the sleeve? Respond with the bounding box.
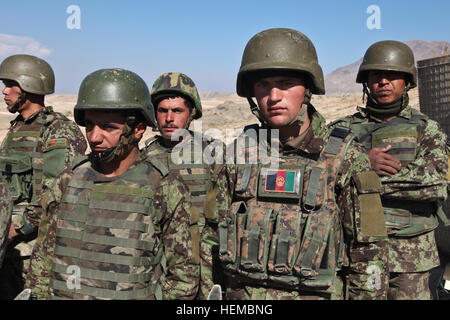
[22,118,87,232]
[25,170,73,299]
[381,119,448,202]
[337,141,389,300]
[0,180,12,267]
[154,173,200,300]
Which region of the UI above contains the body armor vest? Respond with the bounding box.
[145,133,219,226]
[49,158,167,300]
[339,109,441,237]
[219,127,353,293]
[0,108,72,234]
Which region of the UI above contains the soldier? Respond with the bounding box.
[332,41,448,299]
[29,68,198,300]
[0,54,87,299]
[144,72,227,299]
[0,180,12,268]
[218,28,389,300]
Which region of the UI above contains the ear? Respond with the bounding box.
[133,122,146,139]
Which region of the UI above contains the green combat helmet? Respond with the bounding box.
[151,72,202,120]
[356,40,416,115]
[236,28,325,124]
[74,68,154,162]
[0,54,55,95]
[356,40,417,88]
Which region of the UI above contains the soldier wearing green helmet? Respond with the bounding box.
[0,54,87,299]
[28,68,198,300]
[331,40,448,299]
[144,72,227,299]
[218,28,389,300]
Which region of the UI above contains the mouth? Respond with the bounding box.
[267,106,286,114]
[376,90,392,96]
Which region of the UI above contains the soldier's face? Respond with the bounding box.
[367,70,407,105]
[84,110,126,153]
[156,97,191,139]
[253,76,306,128]
[2,80,23,112]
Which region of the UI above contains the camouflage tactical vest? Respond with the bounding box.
[338,109,440,237]
[145,133,220,227]
[0,108,68,233]
[49,157,168,300]
[219,127,354,293]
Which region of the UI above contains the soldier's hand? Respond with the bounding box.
[367,145,402,177]
[8,222,19,240]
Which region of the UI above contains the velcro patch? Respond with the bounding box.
[43,138,68,151]
[262,169,301,194]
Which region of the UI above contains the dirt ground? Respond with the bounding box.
[0,88,420,148]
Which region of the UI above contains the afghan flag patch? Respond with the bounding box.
[263,169,300,194]
[43,138,68,151]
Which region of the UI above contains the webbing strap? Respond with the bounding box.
[384,213,437,227]
[54,246,150,266]
[50,279,154,300]
[245,225,260,266]
[236,164,252,193]
[88,200,148,214]
[52,263,153,283]
[304,167,323,210]
[218,221,228,254]
[324,127,350,155]
[56,228,155,251]
[61,194,89,205]
[8,131,41,138]
[275,229,290,269]
[67,179,94,190]
[92,185,154,198]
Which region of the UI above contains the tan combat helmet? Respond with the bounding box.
[0,54,55,95]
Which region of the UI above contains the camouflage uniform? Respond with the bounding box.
[218,28,389,300]
[0,180,13,268]
[333,41,448,300]
[335,105,448,300]
[28,68,198,300]
[0,55,87,299]
[145,72,228,299]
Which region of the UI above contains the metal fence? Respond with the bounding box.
[417,54,449,216]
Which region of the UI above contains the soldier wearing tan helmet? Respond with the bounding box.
[29,68,198,300]
[332,40,448,299]
[144,72,227,299]
[217,28,389,300]
[0,54,87,299]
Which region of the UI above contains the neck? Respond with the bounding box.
[98,146,140,177]
[278,113,311,142]
[20,102,44,119]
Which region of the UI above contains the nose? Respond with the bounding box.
[268,86,282,101]
[166,110,174,122]
[87,125,103,144]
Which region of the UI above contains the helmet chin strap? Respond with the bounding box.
[91,115,140,164]
[363,84,410,116]
[8,91,27,114]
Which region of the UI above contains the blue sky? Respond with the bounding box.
[1,0,449,94]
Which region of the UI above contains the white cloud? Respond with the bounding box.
[0,33,51,58]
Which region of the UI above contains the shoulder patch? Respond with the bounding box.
[43,138,68,151]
